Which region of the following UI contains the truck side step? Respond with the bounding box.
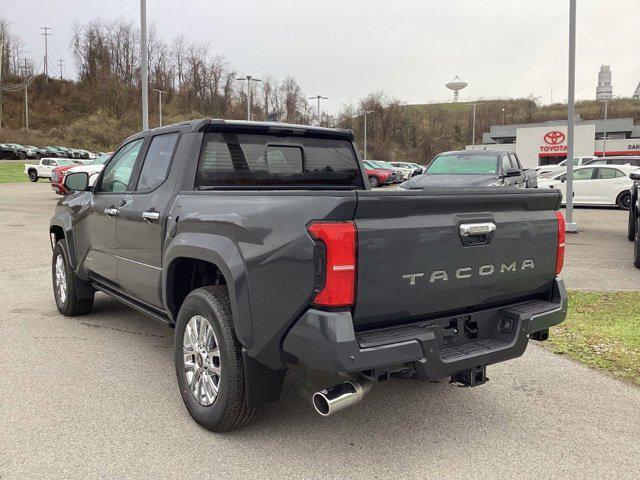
[451,365,488,387]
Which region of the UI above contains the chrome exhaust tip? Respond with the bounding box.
[312,380,371,416]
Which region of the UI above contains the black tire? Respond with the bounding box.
[174,286,260,431]
[28,170,38,182]
[617,191,631,210]
[628,207,636,241]
[368,175,380,188]
[52,240,94,316]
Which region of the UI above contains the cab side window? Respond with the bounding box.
[98,139,144,193]
[136,132,179,191]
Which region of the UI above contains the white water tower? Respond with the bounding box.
[445,75,468,102]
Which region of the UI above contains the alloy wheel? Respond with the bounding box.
[55,254,67,304]
[183,315,222,406]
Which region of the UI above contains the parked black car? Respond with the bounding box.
[51,119,566,431]
[0,143,26,159]
[5,143,29,159]
[0,143,17,159]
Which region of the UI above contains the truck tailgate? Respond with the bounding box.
[352,188,562,329]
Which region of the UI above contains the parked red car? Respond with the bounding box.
[51,165,75,195]
[366,168,392,188]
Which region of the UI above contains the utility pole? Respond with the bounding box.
[308,95,328,126]
[153,88,166,127]
[471,103,477,148]
[140,0,149,130]
[565,0,577,233]
[602,98,608,157]
[41,27,51,81]
[237,75,261,120]
[58,59,64,80]
[22,59,30,131]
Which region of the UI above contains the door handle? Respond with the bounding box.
[142,211,160,222]
[104,208,119,217]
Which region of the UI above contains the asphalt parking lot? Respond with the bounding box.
[1,182,639,479]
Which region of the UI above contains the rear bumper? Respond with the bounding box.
[283,279,567,379]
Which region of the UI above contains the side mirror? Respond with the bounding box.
[64,171,90,192]
[503,168,521,177]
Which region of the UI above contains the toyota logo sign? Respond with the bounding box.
[544,131,566,145]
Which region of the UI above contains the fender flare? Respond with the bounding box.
[163,232,253,348]
[49,216,78,269]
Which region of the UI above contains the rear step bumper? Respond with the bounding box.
[283,280,567,379]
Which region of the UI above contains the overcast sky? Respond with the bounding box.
[3,0,639,113]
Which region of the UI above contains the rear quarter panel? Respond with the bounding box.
[164,190,358,369]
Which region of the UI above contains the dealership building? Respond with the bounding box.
[467,116,640,169]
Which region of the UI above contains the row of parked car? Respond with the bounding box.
[24,154,112,194]
[0,142,103,160]
[363,160,426,187]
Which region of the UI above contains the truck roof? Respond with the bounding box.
[127,118,355,142]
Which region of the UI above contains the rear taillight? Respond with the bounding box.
[555,211,566,275]
[307,221,356,307]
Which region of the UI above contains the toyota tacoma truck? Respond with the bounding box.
[50,119,567,431]
[401,150,538,189]
[25,157,77,182]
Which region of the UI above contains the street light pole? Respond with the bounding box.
[308,95,328,126]
[153,88,166,127]
[602,98,608,157]
[237,75,261,120]
[140,0,149,131]
[565,0,578,233]
[364,111,368,160]
[363,110,373,160]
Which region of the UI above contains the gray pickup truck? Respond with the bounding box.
[400,150,538,189]
[50,120,567,431]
